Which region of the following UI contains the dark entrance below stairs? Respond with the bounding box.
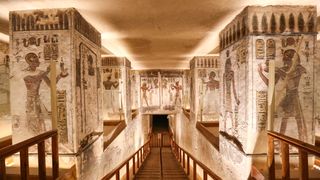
[152,115,169,133]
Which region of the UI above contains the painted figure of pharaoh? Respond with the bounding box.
[23,52,68,135]
[202,71,219,119]
[223,50,240,134]
[258,49,307,141]
[103,74,119,115]
[141,82,151,107]
[171,81,182,106]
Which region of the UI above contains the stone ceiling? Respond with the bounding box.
[0,0,319,69]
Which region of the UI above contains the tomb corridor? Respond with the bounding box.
[0,2,320,180]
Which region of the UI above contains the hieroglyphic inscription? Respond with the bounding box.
[256,91,267,131]
[57,90,68,143]
[256,39,265,59]
[266,39,275,59]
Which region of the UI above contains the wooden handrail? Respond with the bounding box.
[268,131,320,156]
[0,130,59,180]
[170,136,221,180]
[102,139,151,180]
[267,130,320,180]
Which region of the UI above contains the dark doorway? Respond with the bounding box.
[152,115,169,133]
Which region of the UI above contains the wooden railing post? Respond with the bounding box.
[299,149,308,180]
[38,141,46,179]
[268,131,320,180]
[204,171,207,180]
[140,149,143,164]
[169,137,221,180]
[116,171,120,180]
[133,156,136,175]
[183,152,185,168]
[0,158,6,180]
[193,160,197,180]
[142,147,145,159]
[187,156,190,175]
[101,139,151,179]
[281,142,290,180]
[20,148,29,180]
[137,152,140,168]
[268,135,275,180]
[52,132,59,179]
[0,131,59,180]
[126,162,130,180]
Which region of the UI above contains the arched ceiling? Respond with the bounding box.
[0,0,319,69]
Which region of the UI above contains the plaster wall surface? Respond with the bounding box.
[100,114,150,178]
[169,112,252,180]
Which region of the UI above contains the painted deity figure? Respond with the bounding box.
[23,52,68,135]
[141,82,151,107]
[171,81,182,106]
[258,49,307,141]
[202,71,219,116]
[223,51,240,133]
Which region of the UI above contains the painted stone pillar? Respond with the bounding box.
[219,5,317,154]
[101,57,131,121]
[189,56,220,122]
[9,8,103,178]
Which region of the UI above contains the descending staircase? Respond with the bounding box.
[162,148,189,180]
[134,147,188,180]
